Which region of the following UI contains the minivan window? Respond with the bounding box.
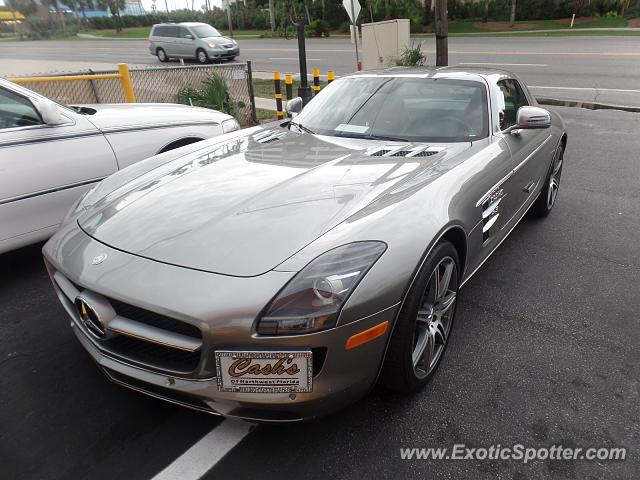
[153,25,167,36]
[191,25,221,38]
[165,26,179,38]
[178,27,192,38]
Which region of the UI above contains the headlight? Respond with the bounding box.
[257,242,387,335]
[231,39,237,45]
[207,42,218,49]
[222,118,240,133]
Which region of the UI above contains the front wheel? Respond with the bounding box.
[196,49,209,64]
[530,142,564,217]
[157,48,168,63]
[380,240,459,392]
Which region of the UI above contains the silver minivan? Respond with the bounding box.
[148,22,240,64]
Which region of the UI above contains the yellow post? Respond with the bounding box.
[327,70,335,83]
[118,63,136,103]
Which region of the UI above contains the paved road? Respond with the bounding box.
[2,106,639,480]
[1,36,640,106]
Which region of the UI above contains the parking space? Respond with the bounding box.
[2,106,639,479]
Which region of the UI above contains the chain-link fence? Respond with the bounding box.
[7,63,257,126]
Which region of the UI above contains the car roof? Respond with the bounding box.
[347,66,516,83]
[153,22,209,27]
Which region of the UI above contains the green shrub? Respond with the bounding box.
[308,19,330,37]
[395,42,427,67]
[177,73,237,116]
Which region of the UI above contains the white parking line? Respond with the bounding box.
[152,420,254,480]
[459,62,549,67]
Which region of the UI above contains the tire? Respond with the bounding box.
[196,48,209,64]
[380,240,460,392]
[156,48,168,63]
[530,142,564,218]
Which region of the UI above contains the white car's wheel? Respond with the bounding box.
[157,48,168,63]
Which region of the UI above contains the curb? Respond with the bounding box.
[537,97,640,113]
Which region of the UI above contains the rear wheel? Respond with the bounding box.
[530,142,564,217]
[380,240,459,392]
[196,49,209,64]
[156,48,168,62]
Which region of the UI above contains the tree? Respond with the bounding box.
[482,0,489,23]
[4,0,18,34]
[509,0,516,27]
[268,0,275,31]
[98,0,126,32]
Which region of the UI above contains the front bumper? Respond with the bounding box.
[43,224,398,422]
[205,46,239,59]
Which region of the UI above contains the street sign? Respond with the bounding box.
[342,0,361,25]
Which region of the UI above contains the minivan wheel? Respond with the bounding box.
[380,240,459,392]
[156,48,168,62]
[196,49,209,64]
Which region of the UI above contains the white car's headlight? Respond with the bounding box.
[207,42,218,49]
[222,118,240,133]
[256,242,387,335]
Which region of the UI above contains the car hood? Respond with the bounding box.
[201,36,234,45]
[79,129,468,276]
[71,103,229,130]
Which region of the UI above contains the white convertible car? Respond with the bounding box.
[0,78,240,254]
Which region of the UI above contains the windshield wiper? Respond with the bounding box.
[290,122,315,134]
[335,132,410,142]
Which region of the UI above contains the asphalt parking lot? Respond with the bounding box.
[1,106,639,479]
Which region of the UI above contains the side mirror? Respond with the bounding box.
[185,34,194,40]
[32,97,65,125]
[285,97,303,117]
[516,106,551,129]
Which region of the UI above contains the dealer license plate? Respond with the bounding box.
[215,351,313,393]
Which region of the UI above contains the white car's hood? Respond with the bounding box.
[71,103,231,130]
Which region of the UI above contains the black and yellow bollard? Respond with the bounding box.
[327,70,335,84]
[312,68,321,95]
[285,74,293,101]
[274,71,284,120]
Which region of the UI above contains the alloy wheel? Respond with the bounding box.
[547,147,563,209]
[412,256,458,379]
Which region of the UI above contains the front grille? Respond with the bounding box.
[108,298,201,339]
[52,270,203,376]
[103,334,201,373]
[371,150,390,156]
[412,150,438,157]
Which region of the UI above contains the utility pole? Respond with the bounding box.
[435,0,448,66]
[295,15,312,106]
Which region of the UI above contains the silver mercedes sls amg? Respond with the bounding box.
[43,67,567,422]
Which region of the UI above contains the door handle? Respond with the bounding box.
[523,181,536,193]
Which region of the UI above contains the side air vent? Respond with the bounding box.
[390,151,411,157]
[253,130,287,144]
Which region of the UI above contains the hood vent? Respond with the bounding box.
[367,145,445,158]
[253,129,288,145]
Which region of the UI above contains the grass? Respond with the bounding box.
[444,16,630,34]
[86,27,268,39]
[252,78,328,99]
[256,108,278,122]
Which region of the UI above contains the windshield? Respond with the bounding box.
[293,77,489,143]
[191,25,221,38]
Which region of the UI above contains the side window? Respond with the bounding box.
[166,26,179,38]
[497,79,529,130]
[179,27,191,38]
[0,88,43,130]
